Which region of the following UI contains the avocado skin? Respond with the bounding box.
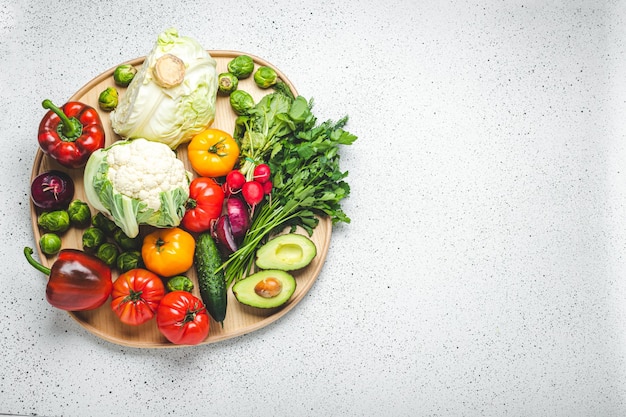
[255,233,317,271]
[233,270,296,309]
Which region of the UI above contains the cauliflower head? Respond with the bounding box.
[84,138,191,238]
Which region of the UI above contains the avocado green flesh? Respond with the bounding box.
[233,270,296,309]
[255,233,317,271]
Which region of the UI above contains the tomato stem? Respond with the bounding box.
[207,138,228,157]
[155,238,165,252]
[181,303,206,325]
[185,198,198,210]
[124,289,144,303]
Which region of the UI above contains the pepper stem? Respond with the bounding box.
[23,247,51,276]
[42,99,82,141]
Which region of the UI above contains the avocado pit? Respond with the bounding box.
[254,277,283,298]
[232,270,296,309]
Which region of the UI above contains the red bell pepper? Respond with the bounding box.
[24,247,112,311]
[38,99,105,169]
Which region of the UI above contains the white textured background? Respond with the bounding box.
[3,1,626,416]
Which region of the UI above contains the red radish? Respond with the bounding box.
[212,215,238,253]
[226,170,246,192]
[262,180,273,195]
[226,196,250,238]
[242,181,264,206]
[253,164,271,184]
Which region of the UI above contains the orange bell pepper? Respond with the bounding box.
[141,227,195,277]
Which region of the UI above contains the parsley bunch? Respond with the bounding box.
[222,91,357,286]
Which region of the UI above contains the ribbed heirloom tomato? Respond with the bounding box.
[181,177,225,233]
[111,268,165,326]
[141,227,195,277]
[157,291,210,345]
[187,128,240,177]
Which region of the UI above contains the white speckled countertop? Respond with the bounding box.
[3,1,626,416]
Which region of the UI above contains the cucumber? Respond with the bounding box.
[194,233,227,325]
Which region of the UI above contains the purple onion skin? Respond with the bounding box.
[226,196,250,238]
[212,215,238,253]
[31,170,75,210]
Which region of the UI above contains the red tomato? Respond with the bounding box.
[157,291,210,345]
[181,177,225,233]
[111,268,165,326]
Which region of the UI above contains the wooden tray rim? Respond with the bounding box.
[29,50,332,348]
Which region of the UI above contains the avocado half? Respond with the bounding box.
[232,270,297,309]
[255,233,317,271]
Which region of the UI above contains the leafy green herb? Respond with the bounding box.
[234,85,318,180]
[221,91,357,286]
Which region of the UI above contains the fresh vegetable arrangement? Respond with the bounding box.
[26,28,357,346]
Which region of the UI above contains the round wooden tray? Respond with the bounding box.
[29,51,331,348]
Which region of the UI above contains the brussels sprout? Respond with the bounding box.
[217,72,238,95]
[67,199,91,227]
[96,242,119,267]
[166,275,194,292]
[113,64,137,87]
[113,228,141,251]
[116,250,143,273]
[229,90,255,116]
[227,55,254,79]
[37,210,70,233]
[253,66,278,89]
[98,87,118,111]
[39,233,62,256]
[92,212,118,236]
[82,226,106,250]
